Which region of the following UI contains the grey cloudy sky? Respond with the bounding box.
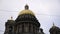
[0,0,60,34]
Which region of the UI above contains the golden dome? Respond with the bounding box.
[19,4,35,16]
[19,10,34,15]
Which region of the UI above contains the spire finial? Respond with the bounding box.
[25,4,29,10]
[11,16,13,20]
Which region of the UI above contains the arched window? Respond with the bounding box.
[31,24,33,32]
[22,23,24,32]
[19,24,22,32]
[24,23,29,32]
[29,24,31,32]
[9,26,13,32]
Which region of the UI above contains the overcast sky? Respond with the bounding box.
[0,0,60,34]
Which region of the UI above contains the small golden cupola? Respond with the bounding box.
[19,4,35,16]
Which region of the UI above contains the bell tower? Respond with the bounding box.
[4,17,15,34]
[49,23,60,34]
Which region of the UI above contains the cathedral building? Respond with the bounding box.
[4,5,60,34]
[4,5,44,34]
